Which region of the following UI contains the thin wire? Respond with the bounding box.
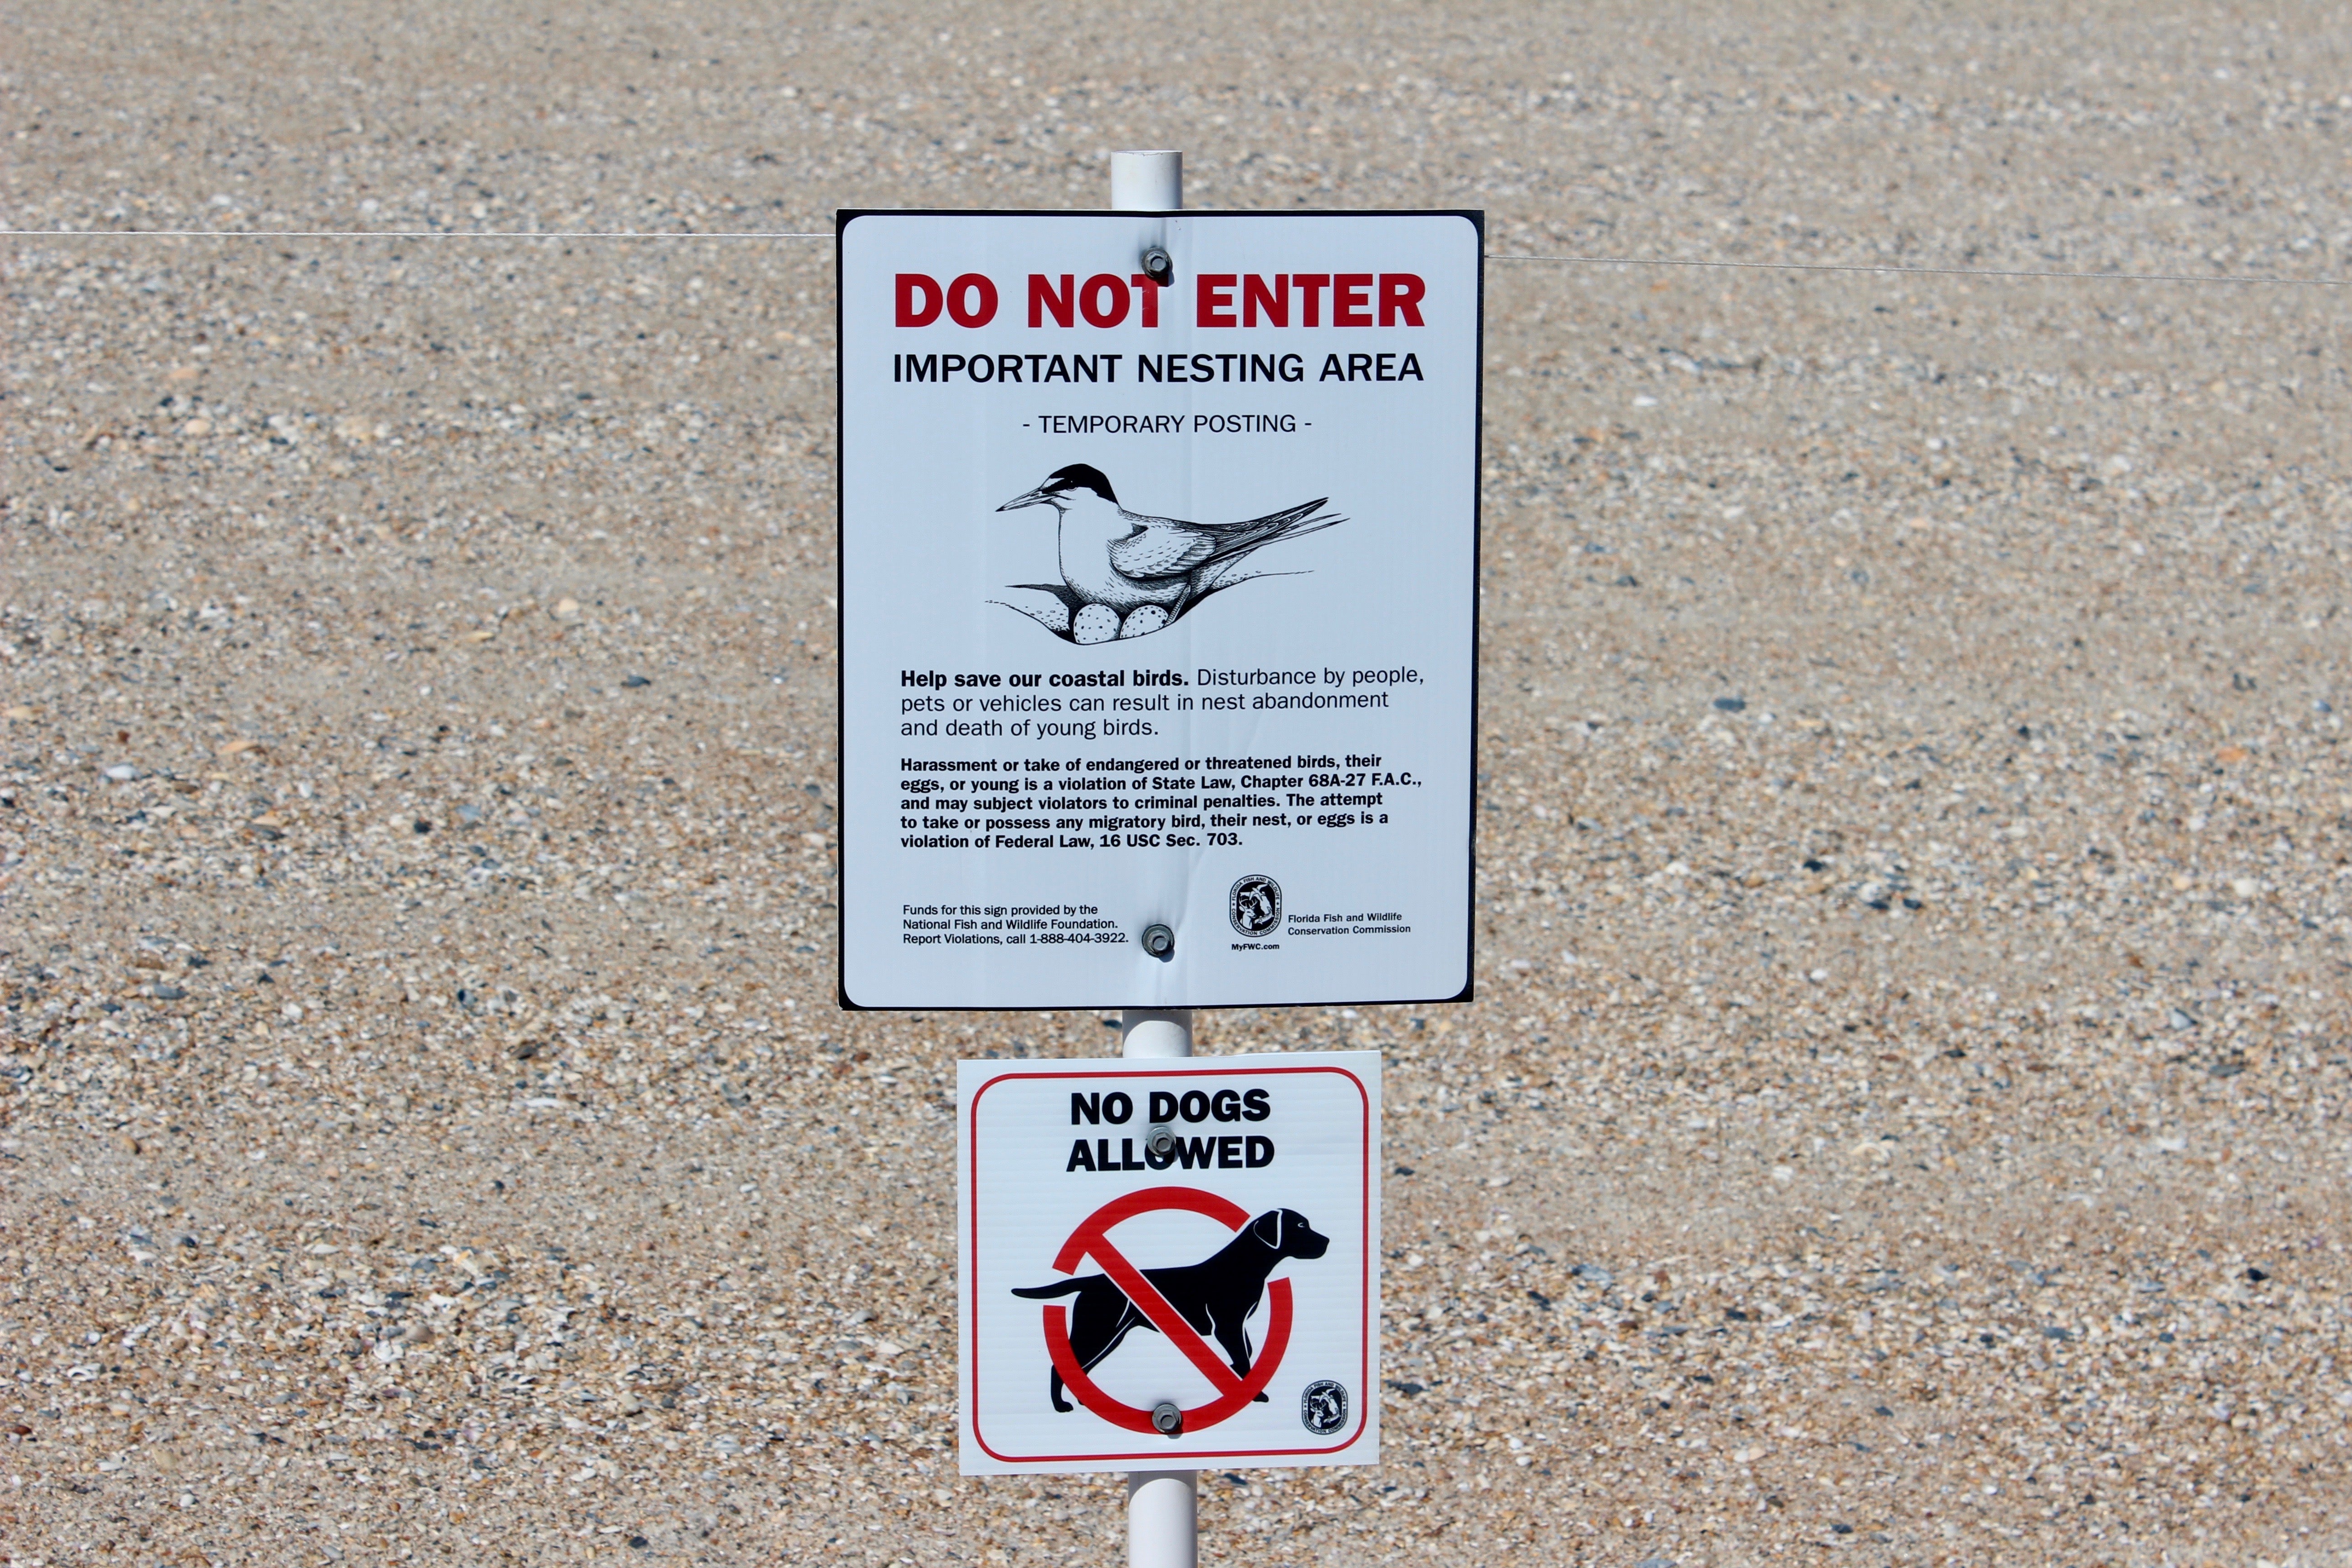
[1486,251,2344,287]
[3,226,2340,288]
[0,227,831,240]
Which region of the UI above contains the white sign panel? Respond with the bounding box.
[958,1052,1380,1474]
[838,210,1482,1009]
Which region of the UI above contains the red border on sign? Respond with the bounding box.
[966,1065,1373,1466]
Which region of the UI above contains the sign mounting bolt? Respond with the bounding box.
[1139,246,1174,287]
[1151,1401,1183,1436]
[1142,924,1176,960]
[1145,1124,1176,1159]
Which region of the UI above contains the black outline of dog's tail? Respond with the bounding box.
[1010,1280,1087,1299]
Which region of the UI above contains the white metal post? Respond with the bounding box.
[1124,1468,1198,1568]
[1110,149,1182,212]
[1120,1009,1192,1568]
[1113,145,1195,1568]
[1118,1009,1193,1058]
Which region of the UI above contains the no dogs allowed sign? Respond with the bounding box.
[958,1052,1380,1473]
[837,211,1482,1011]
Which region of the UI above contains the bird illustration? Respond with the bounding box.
[991,463,1344,644]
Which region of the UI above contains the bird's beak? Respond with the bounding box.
[995,485,1054,513]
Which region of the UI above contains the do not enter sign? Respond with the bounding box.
[960,1053,1380,1474]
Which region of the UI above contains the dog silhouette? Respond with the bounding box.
[1012,1208,1330,1413]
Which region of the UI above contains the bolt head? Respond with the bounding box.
[1151,1400,1182,1436]
[1141,923,1175,959]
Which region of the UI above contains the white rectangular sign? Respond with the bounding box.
[838,211,1482,1009]
[958,1052,1380,1474]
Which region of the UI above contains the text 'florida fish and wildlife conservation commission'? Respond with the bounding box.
[838,211,1482,1011]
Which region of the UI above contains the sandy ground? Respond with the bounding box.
[5,3,2351,1564]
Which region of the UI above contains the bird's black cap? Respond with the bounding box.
[1042,463,1117,503]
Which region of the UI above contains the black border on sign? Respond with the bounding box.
[833,208,1483,1013]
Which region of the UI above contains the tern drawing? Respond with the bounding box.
[990,463,1345,643]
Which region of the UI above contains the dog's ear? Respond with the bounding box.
[1251,1210,1283,1249]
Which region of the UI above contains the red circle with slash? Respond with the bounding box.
[1037,1187,1294,1436]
